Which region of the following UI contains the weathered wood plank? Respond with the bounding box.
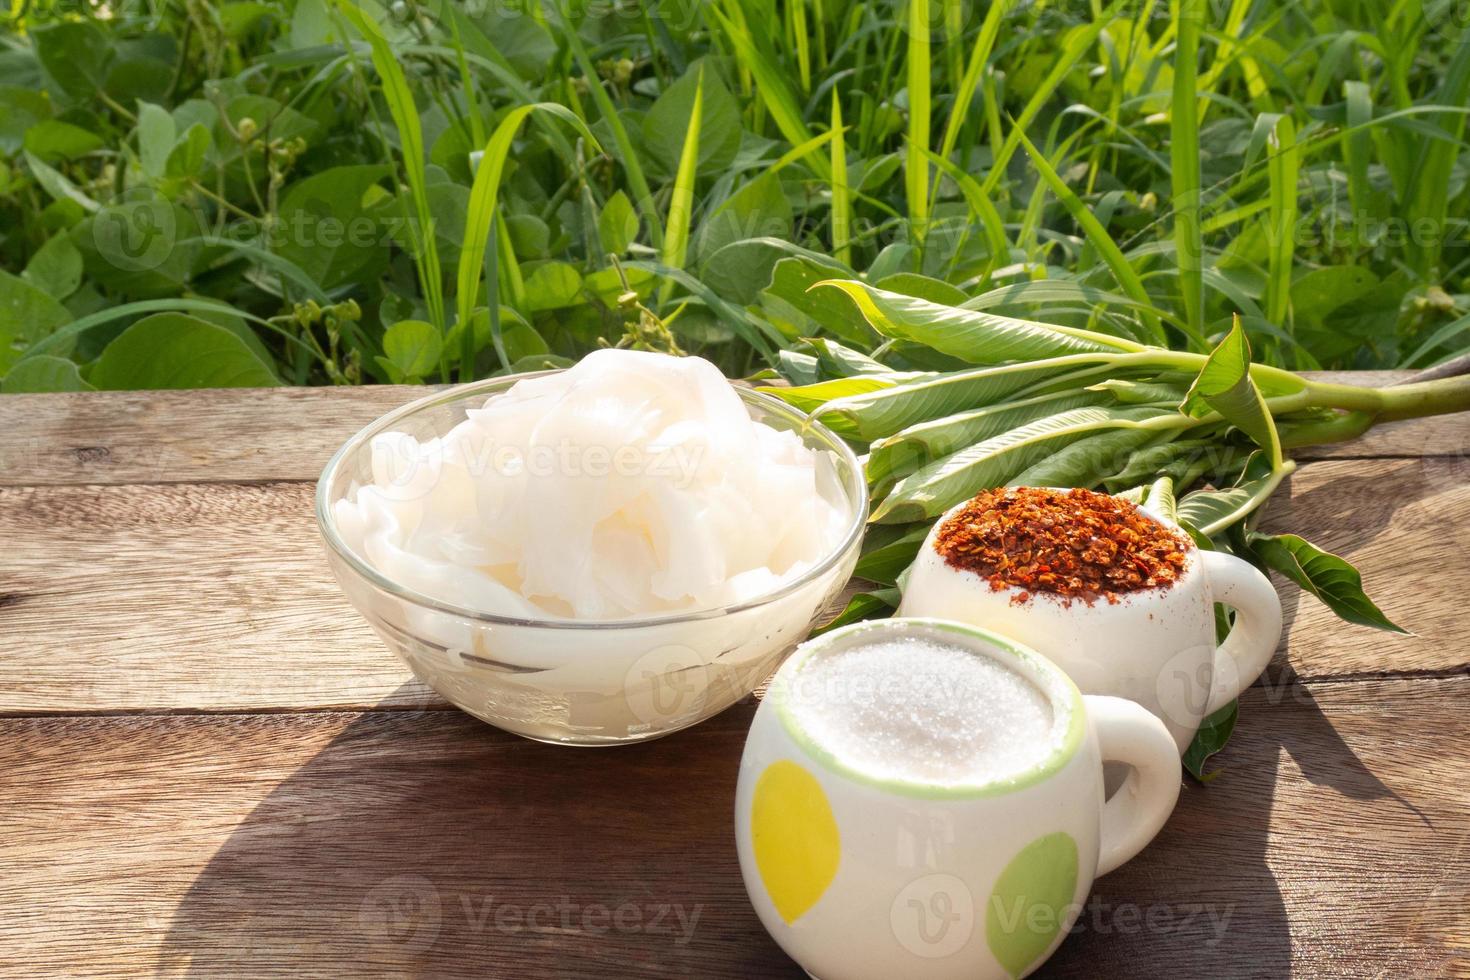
[0,480,435,714]
[3,457,1464,715]
[0,373,1464,488]
[0,385,430,487]
[1261,456,1470,681]
[0,677,1464,978]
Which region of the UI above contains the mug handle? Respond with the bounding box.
[1199,551,1284,716]
[1088,695,1181,875]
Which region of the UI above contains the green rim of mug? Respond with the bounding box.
[770,618,1089,800]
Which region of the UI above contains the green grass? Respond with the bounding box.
[1,0,1468,391]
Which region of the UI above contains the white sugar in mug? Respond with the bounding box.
[898,494,1283,751]
[735,619,1181,980]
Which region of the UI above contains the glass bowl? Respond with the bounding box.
[316,373,868,746]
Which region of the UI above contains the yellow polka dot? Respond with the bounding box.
[751,760,841,924]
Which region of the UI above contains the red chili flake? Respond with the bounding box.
[932,487,1192,606]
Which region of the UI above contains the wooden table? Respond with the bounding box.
[2,373,1467,978]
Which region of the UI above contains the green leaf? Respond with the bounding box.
[598,190,639,257]
[1182,700,1237,781]
[1180,316,1282,468]
[90,313,279,389]
[734,247,852,318]
[1007,426,1161,490]
[446,307,546,366]
[165,122,212,180]
[642,61,739,176]
[22,232,83,300]
[379,319,443,382]
[1249,532,1406,633]
[660,65,704,284]
[273,164,389,289]
[2,355,93,392]
[867,391,1104,485]
[137,102,176,179]
[696,172,793,266]
[522,261,584,312]
[25,150,99,212]
[854,525,929,586]
[758,374,914,413]
[872,407,1173,523]
[1175,456,1293,537]
[1264,115,1299,328]
[1140,476,1177,522]
[32,21,114,100]
[0,268,72,372]
[813,355,1122,441]
[812,587,899,636]
[24,119,104,162]
[813,280,1138,364]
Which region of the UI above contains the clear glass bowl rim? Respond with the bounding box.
[315,371,869,631]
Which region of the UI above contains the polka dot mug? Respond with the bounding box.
[735,619,1181,980]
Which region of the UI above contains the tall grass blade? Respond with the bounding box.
[710,4,829,178]
[905,0,932,241]
[458,103,599,380]
[980,7,1116,196]
[1404,36,1470,277]
[1265,115,1298,336]
[830,90,852,266]
[936,0,1007,163]
[661,67,705,302]
[1014,129,1164,344]
[337,2,447,373]
[1171,0,1205,341]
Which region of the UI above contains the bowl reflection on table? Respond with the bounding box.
[315,374,867,745]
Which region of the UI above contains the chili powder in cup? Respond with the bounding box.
[932,487,1191,606]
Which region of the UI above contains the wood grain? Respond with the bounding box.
[0,385,431,487]
[0,480,434,714]
[4,457,1465,715]
[1261,457,1470,681]
[1,373,1464,488]
[0,677,1464,979]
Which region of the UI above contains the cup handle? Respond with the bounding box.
[1199,550,1284,716]
[1089,695,1181,875]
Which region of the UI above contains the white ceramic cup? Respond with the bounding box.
[898,495,1283,751]
[735,619,1181,980]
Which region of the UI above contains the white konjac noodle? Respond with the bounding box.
[333,349,851,620]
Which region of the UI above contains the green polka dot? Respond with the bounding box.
[985,832,1079,978]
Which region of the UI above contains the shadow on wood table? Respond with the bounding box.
[157,692,796,979]
[156,682,1412,979]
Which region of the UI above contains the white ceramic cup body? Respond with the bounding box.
[734,619,1181,980]
[898,499,1283,751]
